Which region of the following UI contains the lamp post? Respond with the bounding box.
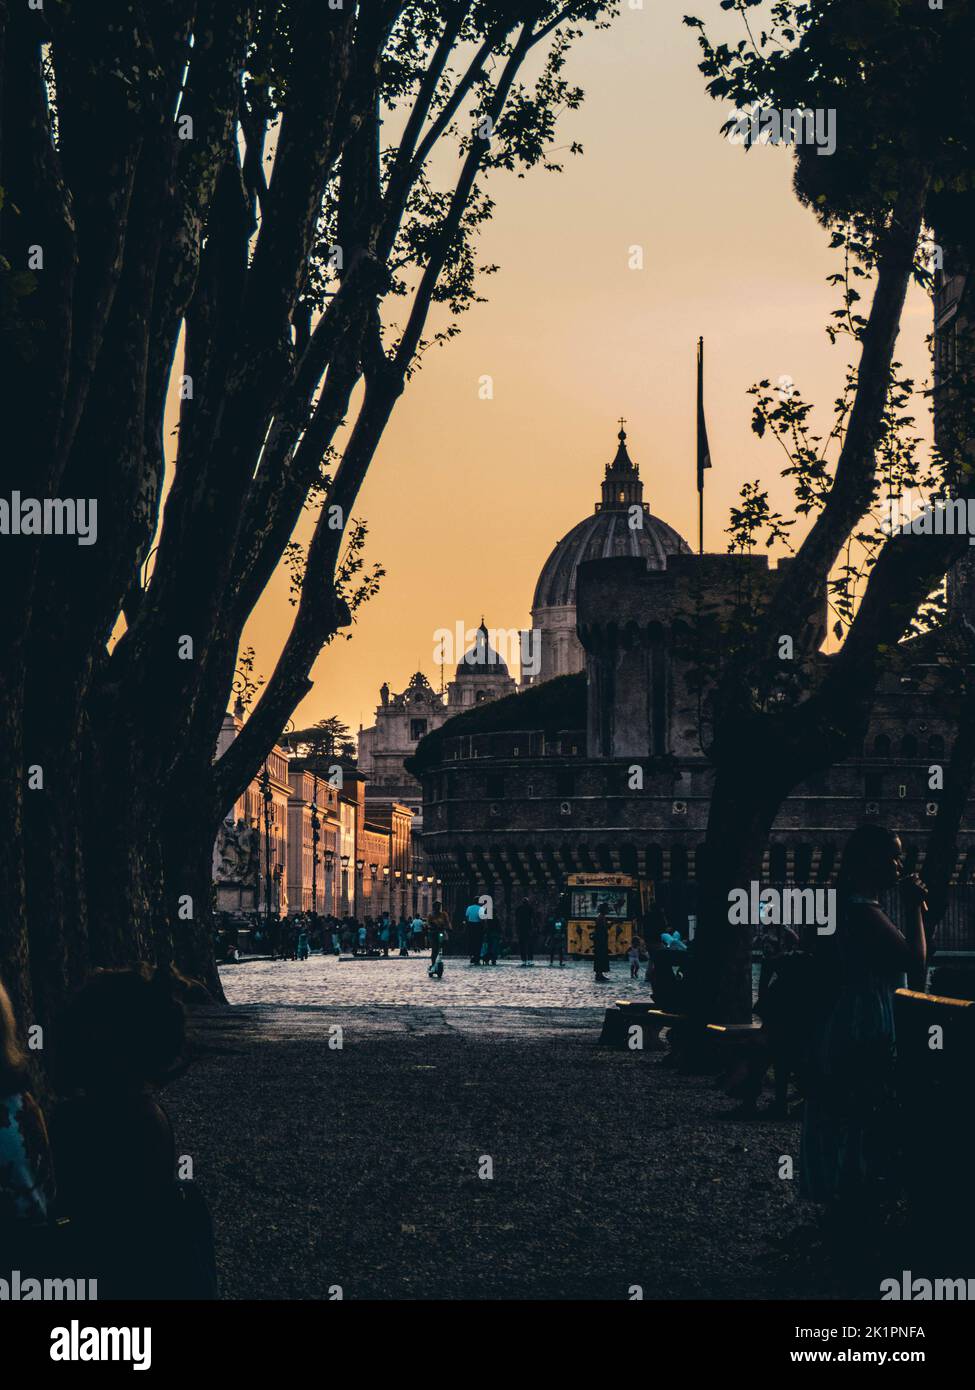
[394,867,402,919]
[341,853,350,916]
[324,847,334,917]
[259,763,273,946]
[406,871,414,916]
[369,863,378,916]
[382,864,390,916]
[355,858,365,919]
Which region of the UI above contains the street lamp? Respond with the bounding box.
[354,858,365,920]
[382,864,390,915]
[324,847,335,917]
[340,853,350,916]
[259,763,274,944]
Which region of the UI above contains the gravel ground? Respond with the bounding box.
[159,955,847,1301]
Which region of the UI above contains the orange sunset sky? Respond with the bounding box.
[198,0,936,739]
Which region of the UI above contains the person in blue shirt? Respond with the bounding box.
[465,899,485,965]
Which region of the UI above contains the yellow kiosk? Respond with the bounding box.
[565,871,653,957]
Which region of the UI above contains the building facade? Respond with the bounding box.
[213,712,292,916]
[410,419,975,949]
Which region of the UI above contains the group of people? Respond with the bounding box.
[461,897,572,967]
[0,965,216,1299]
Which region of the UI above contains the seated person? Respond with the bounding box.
[0,977,55,1266]
[51,965,216,1299]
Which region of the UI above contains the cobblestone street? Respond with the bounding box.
[156,952,831,1301]
[220,952,643,1030]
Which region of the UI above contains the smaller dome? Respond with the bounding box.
[455,621,510,678]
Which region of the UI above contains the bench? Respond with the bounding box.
[894,988,975,1261]
[598,1002,685,1051]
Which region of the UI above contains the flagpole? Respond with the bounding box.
[697,336,704,555]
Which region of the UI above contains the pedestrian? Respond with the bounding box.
[627,935,643,981]
[800,825,926,1251]
[411,912,425,952]
[296,926,310,961]
[379,914,392,958]
[427,901,450,979]
[356,922,367,956]
[593,903,611,982]
[547,913,566,966]
[466,898,485,964]
[396,914,410,956]
[515,897,536,966]
[484,917,502,966]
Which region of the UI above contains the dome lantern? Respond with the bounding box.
[599,420,644,512]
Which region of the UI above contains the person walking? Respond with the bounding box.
[547,912,566,966]
[465,898,485,965]
[484,916,502,966]
[515,897,536,967]
[627,935,643,981]
[427,901,450,978]
[396,914,410,956]
[379,913,392,958]
[410,913,425,953]
[593,903,611,982]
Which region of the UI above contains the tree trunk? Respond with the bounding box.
[694,765,782,1024]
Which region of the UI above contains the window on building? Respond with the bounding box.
[873,734,891,758]
[865,771,883,799]
[409,718,427,741]
[901,734,918,759]
[556,769,574,798]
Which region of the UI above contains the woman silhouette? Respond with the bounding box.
[800,825,926,1244]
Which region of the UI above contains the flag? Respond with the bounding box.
[696,336,712,492]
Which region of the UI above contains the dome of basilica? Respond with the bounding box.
[454,621,510,678]
[532,427,691,613]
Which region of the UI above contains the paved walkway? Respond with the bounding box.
[219,953,642,1037]
[156,954,834,1301]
